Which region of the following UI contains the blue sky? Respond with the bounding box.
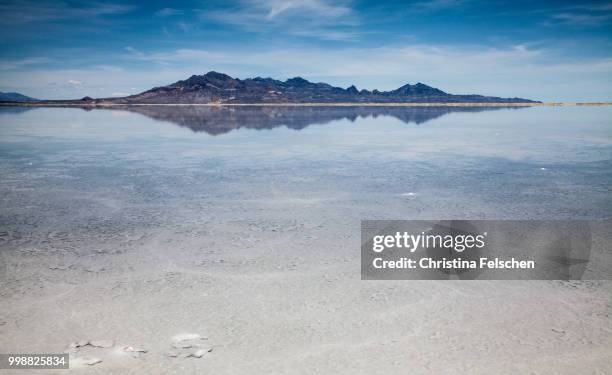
[1,0,611,100]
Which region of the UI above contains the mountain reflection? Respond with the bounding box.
[112,105,519,135]
[117,105,518,135]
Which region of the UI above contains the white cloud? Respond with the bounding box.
[155,8,183,17]
[550,12,612,26]
[125,46,145,57]
[200,0,358,40]
[263,0,352,19]
[68,79,83,86]
[0,57,51,70]
[540,2,612,28]
[566,3,612,12]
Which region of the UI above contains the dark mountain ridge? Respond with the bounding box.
[0,91,37,102]
[110,71,535,104]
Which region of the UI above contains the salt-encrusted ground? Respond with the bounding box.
[1,106,611,374]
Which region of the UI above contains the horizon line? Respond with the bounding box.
[2,102,612,108]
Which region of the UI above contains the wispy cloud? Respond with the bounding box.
[289,29,362,41]
[199,0,359,40]
[409,0,469,12]
[263,0,352,18]
[125,46,145,58]
[565,3,612,12]
[155,7,184,17]
[550,12,612,26]
[0,57,51,70]
[540,1,612,27]
[0,0,134,25]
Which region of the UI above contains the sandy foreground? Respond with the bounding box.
[1,205,611,374]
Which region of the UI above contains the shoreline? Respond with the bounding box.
[1,101,612,108]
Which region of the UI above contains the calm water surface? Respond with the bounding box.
[0,105,610,245]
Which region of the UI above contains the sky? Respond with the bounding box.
[0,0,611,101]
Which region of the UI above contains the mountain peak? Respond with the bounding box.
[346,85,359,94]
[184,71,234,83]
[392,82,447,96]
[171,71,238,89]
[202,71,233,80]
[286,77,311,86]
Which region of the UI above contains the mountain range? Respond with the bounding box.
[0,91,37,102]
[0,72,536,104]
[106,71,535,104]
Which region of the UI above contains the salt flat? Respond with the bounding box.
[0,106,611,374]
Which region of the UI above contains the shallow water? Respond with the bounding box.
[1,106,610,228]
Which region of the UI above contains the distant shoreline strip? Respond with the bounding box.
[1,102,611,107]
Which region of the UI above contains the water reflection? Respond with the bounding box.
[112,105,520,135]
[0,105,610,223]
